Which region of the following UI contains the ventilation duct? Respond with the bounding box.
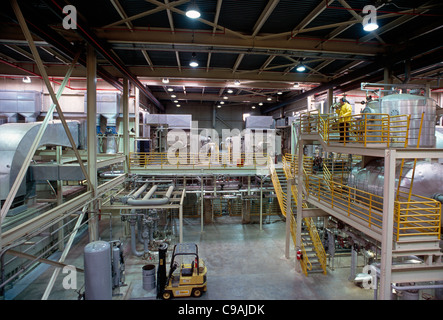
[0,120,80,202]
[0,90,41,123]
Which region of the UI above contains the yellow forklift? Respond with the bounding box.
[157,243,207,299]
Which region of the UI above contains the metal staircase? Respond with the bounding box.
[269,158,327,275]
[292,110,443,286]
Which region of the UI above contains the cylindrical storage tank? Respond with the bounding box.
[380,94,437,147]
[361,100,382,142]
[348,160,443,198]
[84,241,112,300]
[142,264,156,291]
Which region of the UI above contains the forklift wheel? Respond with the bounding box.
[192,288,202,298]
[162,291,172,300]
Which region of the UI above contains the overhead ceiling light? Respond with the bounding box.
[173,100,179,103]
[258,102,263,106]
[171,94,177,98]
[217,105,221,108]
[22,76,31,83]
[162,78,169,84]
[167,88,174,92]
[189,52,199,67]
[220,101,225,105]
[227,89,233,94]
[363,21,379,32]
[185,2,201,19]
[176,104,181,107]
[252,106,256,109]
[277,91,282,95]
[223,96,228,100]
[267,97,272,101]
[293,83,300,88]
[296,63,306,72]
[362,5,379,32]
[234,80,241,86]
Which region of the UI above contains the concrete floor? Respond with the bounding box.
[9,215,375,300]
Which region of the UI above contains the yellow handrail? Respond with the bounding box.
[297,111,411,148]
[129,152,273,169]
[269,157,312,275]
[282,155,327,274]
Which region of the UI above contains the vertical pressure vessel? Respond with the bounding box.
[84,241,112,300]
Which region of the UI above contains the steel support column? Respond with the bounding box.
[285,178,293,259]
[87,44,98,242]
[123,78,130,173]
[379,149,396,300]
[296,139,304,273]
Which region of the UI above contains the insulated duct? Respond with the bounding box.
[0,120,79,201]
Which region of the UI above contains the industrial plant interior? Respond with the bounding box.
[0,0,442,303]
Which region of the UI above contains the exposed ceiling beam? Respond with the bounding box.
[212,0,223,35]
[290,0,334,38]
[232,53,244,73]
[103,0,190,28]
[95,28,383,59]
[42,0,164,111]
[110,0,135,32]
[144,0,250,40]
[155,92,273,103]
[263,27,443,114]
[251,0,279,37]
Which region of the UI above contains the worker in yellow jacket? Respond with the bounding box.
[335,98,352,141]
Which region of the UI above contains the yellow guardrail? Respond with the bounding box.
[129,152,270,169]
[297,111,411,148]
[307,174,384,230]
[306,173,441,240]
[394,192,441,241]
[282,156,327,275]
[269,157,312,276]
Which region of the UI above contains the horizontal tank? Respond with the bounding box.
[348,159,443,200]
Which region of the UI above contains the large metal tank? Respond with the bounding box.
[380,94,437,148]
[84,241,112,300]
[348,159,443,200]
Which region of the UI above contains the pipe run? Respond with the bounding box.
[127,185,174,206]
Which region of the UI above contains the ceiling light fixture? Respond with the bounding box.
[267,97,272,101]
[293,83,300,88]
[171,94,177,98]
[296,63,306,72]
[173,100,178,103]
[223,96,228,100]
[277,91,282,95]
[162,78,169,84]
[185,2,201,19]
[220,101,225,105]
[217,105,221,108]
[167,88,174,92]
[362,5,379,32]
[227,89,233,94]
[234,80,241,86]
[252,106,256,109]
[189,52,199,67]
[176,104,181,107]
[258,102,263,106]
[22,76,31,83]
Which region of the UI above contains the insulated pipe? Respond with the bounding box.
[127,185,174,206]
[131,183,149,199]
[130,217,144,257]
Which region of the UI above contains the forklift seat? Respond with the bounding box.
[181,261,194,277]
